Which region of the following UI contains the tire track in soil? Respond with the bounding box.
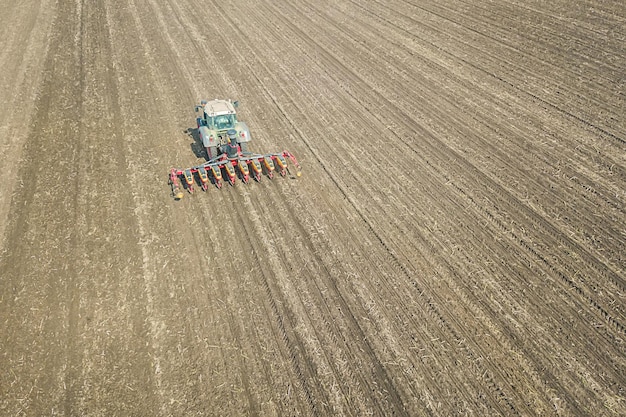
[173,1,422,412]
[187,2,387,414]
[235,0,624,412]
[384,0,626,144]
[113,0,326,413]
[220,191,319,416]
[143,2,317,414]
[207,3,420,415]
[320,0,622,276]
[0,0,55,253]
[213,3,491,415]
[206,1,512,412]
[238,181,414,415]
[276,3,620,406]
[101,0,225,413]
[280,0,626,336]
[338,3,620,410]
[63,2,86,413]
[184,193,302,415]
[247,2,532,413]
[187,191,310,415]
[0,0,86,413]
[350,0,626,193]
[3,0,622,415]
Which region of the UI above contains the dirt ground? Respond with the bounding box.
[1,0,624,415]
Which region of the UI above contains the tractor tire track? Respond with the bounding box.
[235,0,624,412]
[2,0,625,416]
[194,3,411,414]
[223,1,526,413]
[273,0,626,336]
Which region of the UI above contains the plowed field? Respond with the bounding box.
[1,0,624,415]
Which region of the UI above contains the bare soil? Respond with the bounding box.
[1,0,624,416]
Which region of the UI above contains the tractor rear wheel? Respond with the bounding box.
[239,142,248,154]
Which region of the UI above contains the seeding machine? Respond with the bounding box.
[169,99,301,199]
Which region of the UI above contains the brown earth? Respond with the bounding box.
[1,0,624,416]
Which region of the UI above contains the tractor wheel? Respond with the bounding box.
[206,146,218,160]
[239,142,248,154]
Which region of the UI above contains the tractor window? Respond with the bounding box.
[212,114,235,130]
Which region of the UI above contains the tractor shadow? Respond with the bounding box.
[185,127,208,160]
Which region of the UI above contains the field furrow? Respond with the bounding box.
[1,0,624,416]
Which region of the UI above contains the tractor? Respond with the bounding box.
[169,99,301,199]
[195,99,250,159]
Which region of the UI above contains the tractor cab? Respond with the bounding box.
[196,99,239,132]
[210,114,235,130]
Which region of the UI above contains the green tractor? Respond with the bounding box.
[195,99,251,159]
[169,99,301,199]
